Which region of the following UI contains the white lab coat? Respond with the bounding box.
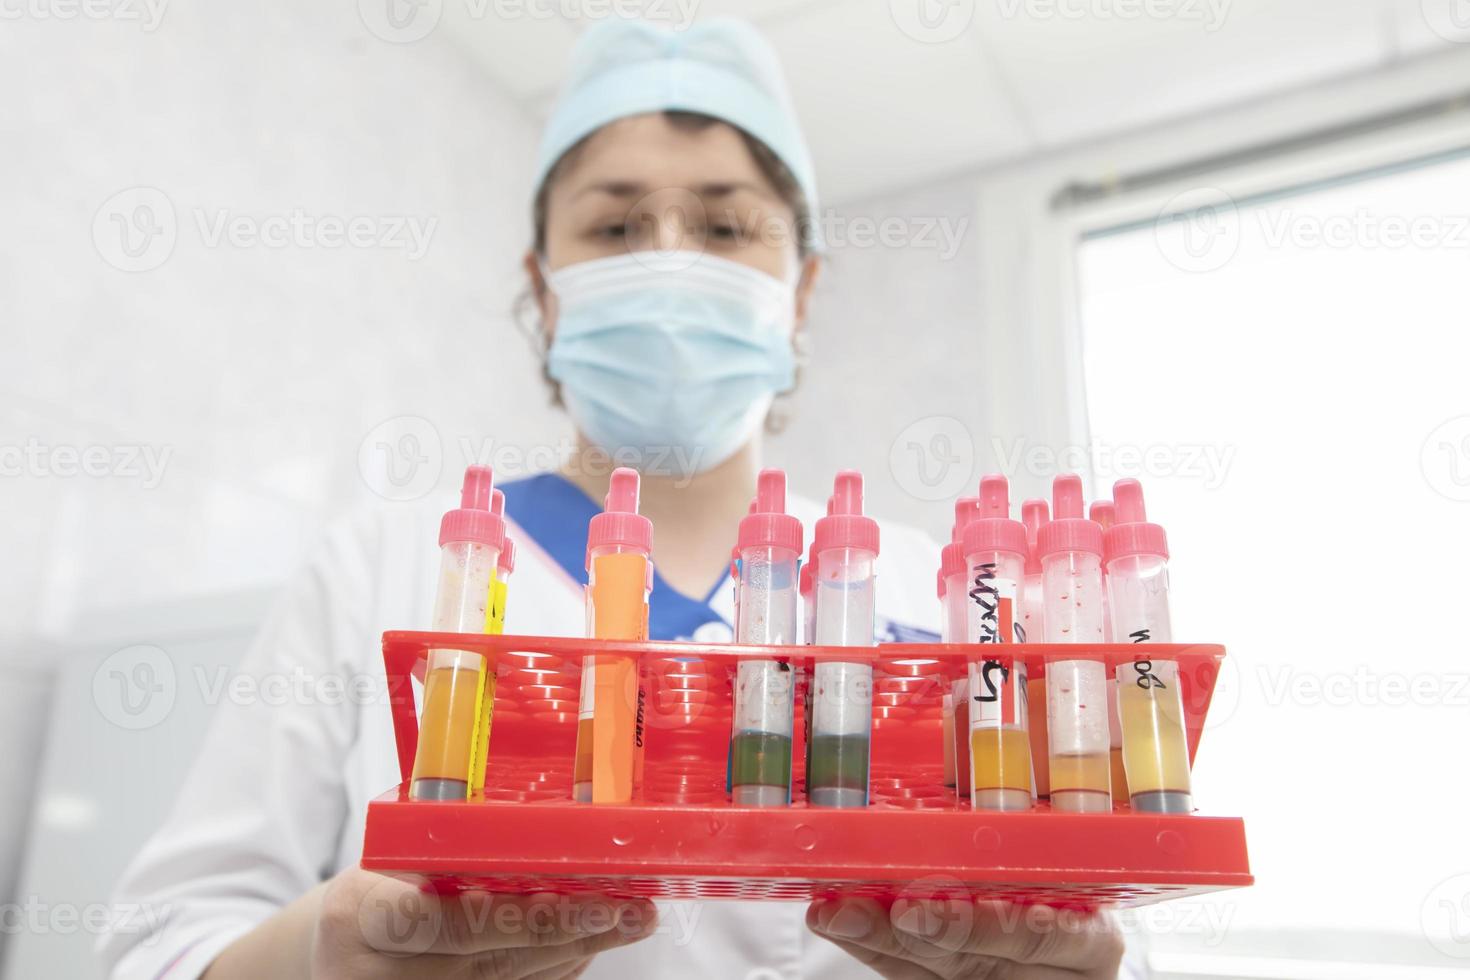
[99,473,1146,979]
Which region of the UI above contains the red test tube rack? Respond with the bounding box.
[361,632,1250,910]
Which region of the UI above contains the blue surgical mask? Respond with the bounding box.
[544,251,798,475]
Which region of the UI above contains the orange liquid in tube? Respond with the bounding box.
[409,467,507,801]
[573,468,652,805]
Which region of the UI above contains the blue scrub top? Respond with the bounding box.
[500,473,730,641]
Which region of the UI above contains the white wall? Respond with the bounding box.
[0,2,545,965]
[773,173,988,541]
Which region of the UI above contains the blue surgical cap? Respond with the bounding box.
[533,18,819,231]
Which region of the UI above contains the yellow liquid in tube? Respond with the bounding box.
[970,727,1032,798]
[1110,746,1128,801]
[1049,751,1111,797]
[1118,679,1192,798]
[411,662,482,786]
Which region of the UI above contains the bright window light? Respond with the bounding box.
[1077,152,1470,950]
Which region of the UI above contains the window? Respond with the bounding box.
[1077,153,1470,969]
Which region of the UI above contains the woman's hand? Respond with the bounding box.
[309,868,658,979]
[807,896,1124,979]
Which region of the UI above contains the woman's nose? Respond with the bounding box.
[627,188,707,255]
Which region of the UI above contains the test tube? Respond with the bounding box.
[731,470,803,806]
[468,532,516,798]
[940,502,976,793]
[1038,474,1110,813]
[1020,498,1050,799]
[961,475,1032,811]
[799,555,815,789]
[1105,478,1192,813]
[573,468,652,804]
[807,472,879,809]
[942,497,980,797]
[1090,499,1116,643]
[410,466,506,801]
[1090,499,1125,802]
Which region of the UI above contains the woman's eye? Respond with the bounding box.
[596,224,626,239]
[710,224,738,241]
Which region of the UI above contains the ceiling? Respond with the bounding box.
[440,0,1470,203]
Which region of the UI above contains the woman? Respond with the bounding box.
[102,18,1130,980]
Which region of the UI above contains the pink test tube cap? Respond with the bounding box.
[960,474,1027,559]
[737,469,804,556]
[1035,474,1103,560]
[1021,498,1049,574]
[813,471,879,556]
[586,467,653,566]
[439,465,508,550]
[1104,478,1169,562]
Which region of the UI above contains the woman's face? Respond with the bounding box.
[531,112,819,324]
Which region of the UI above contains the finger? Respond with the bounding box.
[807,898,947,976]
[521,959,592,980]
[810,933,941,980]
[471,899,659,978]
[433,892,654,955]
[891,900,1124,974]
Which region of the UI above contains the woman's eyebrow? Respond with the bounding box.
[570,179,779,202]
